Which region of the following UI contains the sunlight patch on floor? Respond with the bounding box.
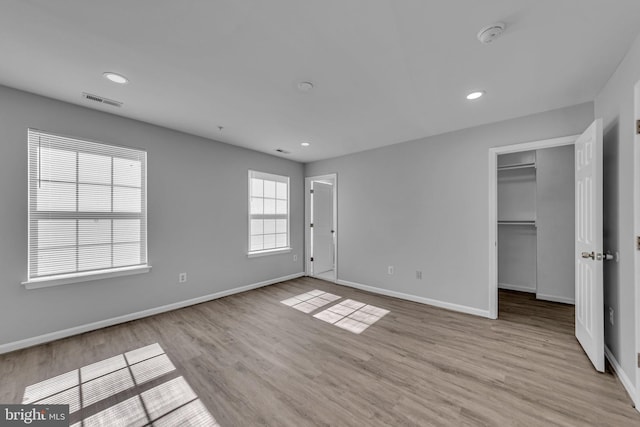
[314,299,390,334]
[281,289,341,313]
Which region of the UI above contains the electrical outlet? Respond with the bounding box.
[179,272,187,283]
[609,307,614,325]
[416,270,422,280]
[388,266,394,275]
[293,254,298,262]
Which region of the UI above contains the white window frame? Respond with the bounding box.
[248,170,291,257]
[23,129,150,289]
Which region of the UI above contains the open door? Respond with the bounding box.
[312,181,334,276]
[575,118,604,372]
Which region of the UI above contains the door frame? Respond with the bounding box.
[488,135,579,319]
[634,80,640,407]
[305,174,338,281]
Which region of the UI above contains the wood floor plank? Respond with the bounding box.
[0,279,638,426]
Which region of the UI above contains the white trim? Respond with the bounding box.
[22,265,152,289]
[605,345,639,409]
[1,272,304,355]
[633,80,640,411]
[497,282,536,293]
[488,134,579,319]
[247,248,292,258]
[336,279,490,318]
[535,293,575,305]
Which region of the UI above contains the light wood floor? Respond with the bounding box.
[1,278,638,426]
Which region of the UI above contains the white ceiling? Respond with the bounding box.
[1,1,639,163]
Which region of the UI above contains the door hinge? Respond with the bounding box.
[637,236,640,251]
[637,119,640,135]
[310,257,314,262]
[638,353,640,368]
[310,223,314,228]
[310,189,314,194]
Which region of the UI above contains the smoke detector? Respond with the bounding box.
[477,23,505,44]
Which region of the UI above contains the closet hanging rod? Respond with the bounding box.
[498,220,536,226]
[497,162,536,171]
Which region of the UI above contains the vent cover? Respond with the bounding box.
[275,148,291,154]
[82,92,123,108]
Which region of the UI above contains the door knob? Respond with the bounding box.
[581,251,595,259]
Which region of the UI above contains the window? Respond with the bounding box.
[26,129,148,285]
[248,170,290,255]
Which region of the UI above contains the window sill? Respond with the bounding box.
[247,248,292,258]
[22,265,152,290]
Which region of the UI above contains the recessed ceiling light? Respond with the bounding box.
[297,81,314,92]
[103,72,129,84]
[301,142,310,147]
[466,91,485,100]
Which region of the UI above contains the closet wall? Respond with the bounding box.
[497,145,575,304]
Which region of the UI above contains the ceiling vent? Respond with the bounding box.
[82,92,123,108]
[477,23,505,44]
[275,148,291,154]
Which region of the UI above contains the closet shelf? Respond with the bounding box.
[498,220,536,226]
[497,162,536,171]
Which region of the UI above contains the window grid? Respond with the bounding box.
[28,129,147,281]
[248,170,290,254]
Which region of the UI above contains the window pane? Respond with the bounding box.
[37,182,76,211]
[37,220,76,249]
[276,200,287,215]
[114,243,141,267]
[250,219,263,236]
[263,234,276,249]
[79,245,111,271]
[250,235,263,252]
[37,247,77,276]
[114,220,140,243]
[276,182,287,200]
[276,219,287,234]
[264,198,276,214]
[276,233,287,248]
[264,219,276,234]
[264,180,276,198]
[79,152,111,185]
[79,184,111,212]
[114,187,141,212]
[113,158,141,187]
[251,178,263,197]
[39,147,76,182]
[79,220,111,245]
[250,197,263,215]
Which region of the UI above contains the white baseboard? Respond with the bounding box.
[0,272,305,355]
[498,283,536,293]
[604,345,638,410]
[535,293,575,305]
[336,279,490,318]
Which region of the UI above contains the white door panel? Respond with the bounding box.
[312,182,334,275]
[575,118,604,372]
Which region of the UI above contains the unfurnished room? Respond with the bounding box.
[1,1,640,426]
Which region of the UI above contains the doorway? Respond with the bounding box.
[305,174,337,282]
[488,121,605,373]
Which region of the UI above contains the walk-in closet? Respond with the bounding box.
[497,145,575,304]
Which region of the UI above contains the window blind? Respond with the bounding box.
[249,170,289,253]
[27,129,147,280]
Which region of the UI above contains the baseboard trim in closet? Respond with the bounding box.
[336,279,490,318]
[604,345,639,411]
[0,272,305,355]
[498,283,536,293]
[536,293,575,305]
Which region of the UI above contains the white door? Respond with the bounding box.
[575,118,604,372]
[312,181,334,275]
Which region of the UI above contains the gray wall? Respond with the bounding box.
[0,85,304,347]
[305,102,594,313]
[595,32,640,387]
[536,145,575,304]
